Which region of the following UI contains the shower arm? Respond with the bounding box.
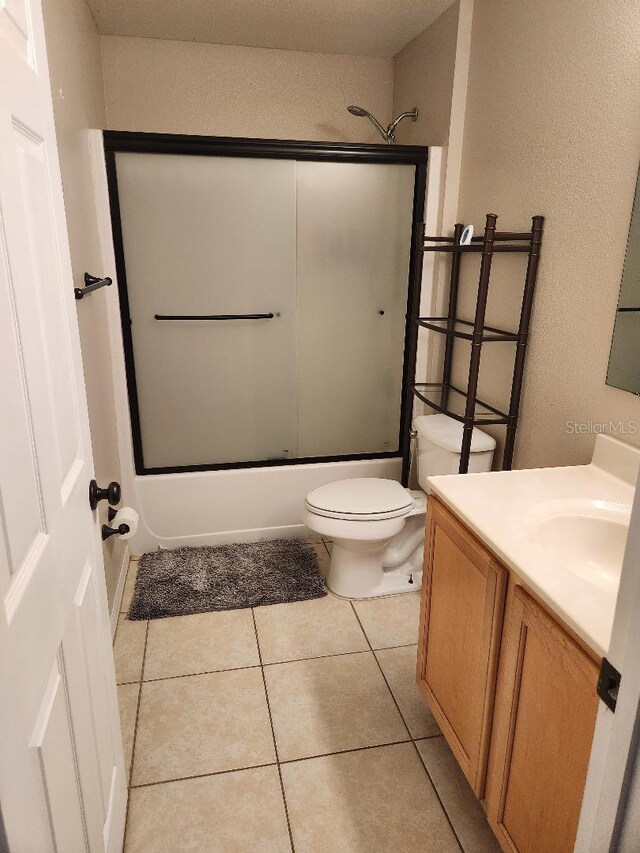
[387,110,419,137]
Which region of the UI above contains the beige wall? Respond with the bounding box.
[100,35,394,141]
[392,2,459,146]
[43,0,127,607]
[46,0,640,510]
[453,0,640,469]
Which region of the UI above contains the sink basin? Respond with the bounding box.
[526,499,631,591]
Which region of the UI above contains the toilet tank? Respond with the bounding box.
[413,414,496,491]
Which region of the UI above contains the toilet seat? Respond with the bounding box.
[305,478,414,522]
[304,416,496,598]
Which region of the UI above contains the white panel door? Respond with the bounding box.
[114,153,298,469]
[0,2,126,851]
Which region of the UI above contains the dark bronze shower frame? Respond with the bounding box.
[102,130,428,477]
[405,213,544,481]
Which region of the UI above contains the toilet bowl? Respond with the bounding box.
[304,415,496,599]
[304,479,426,598]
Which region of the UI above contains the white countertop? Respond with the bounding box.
[426,435,640,657]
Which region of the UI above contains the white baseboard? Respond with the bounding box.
[110,543,130,640]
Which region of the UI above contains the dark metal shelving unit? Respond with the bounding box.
[403,213,544,482]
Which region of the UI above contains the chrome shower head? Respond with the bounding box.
[346,105,419,145]
[347,105,390,142]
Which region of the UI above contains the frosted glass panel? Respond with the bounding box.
[113,151,417,471]
[116,153,298,467]
[296,162,415,456]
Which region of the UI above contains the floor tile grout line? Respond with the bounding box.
[349,600,465,853]
[349,602,413,741]
[125,735,450,791]
[251,608,296,853]
[413,741,466,852]
[125,619,148,787]
[127,643,421,687]
[126,736,438,789]
[278,738,413,766]
[121,617,149,845]
[141,662,262,683]
[127,739,432,789]
[263,647,372,666]
[129,761,279,790]
[408,736,464,851]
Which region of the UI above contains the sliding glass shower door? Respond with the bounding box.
[108,137,421,473]
[115,153,298,468]
[296,161,414,458]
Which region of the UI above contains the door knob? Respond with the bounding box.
[89,479,121,511]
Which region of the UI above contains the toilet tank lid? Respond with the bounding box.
[413,414,496,454]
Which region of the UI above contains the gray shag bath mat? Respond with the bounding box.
[128,538,327,620]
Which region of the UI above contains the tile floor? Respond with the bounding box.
[115,537,500,852]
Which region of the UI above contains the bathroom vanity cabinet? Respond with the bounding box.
[417,497,600,853]
[416,497,507,796]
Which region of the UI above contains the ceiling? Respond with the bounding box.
[86,0,455,58]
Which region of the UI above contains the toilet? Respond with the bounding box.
[304,414,496,598]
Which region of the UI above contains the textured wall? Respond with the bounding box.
[43,0,127,607]
[49,0,640,485]
[100,36,394,142]
[392,2,459,146]
[453,0,640,468]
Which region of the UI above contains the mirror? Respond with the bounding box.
[607,165,640,395]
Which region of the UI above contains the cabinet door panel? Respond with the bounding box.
[417,498,507,796]
[486,587,598,853]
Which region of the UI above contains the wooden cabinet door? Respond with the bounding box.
[417,498,507,796]
[485,586,599,853]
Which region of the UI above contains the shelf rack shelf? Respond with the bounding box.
[416,317,519,342]
[402,213,544,482]
[413,383,509,425]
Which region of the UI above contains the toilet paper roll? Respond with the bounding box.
[111,506,139,540]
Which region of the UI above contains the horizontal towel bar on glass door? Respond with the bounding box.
[154,313,275,321]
